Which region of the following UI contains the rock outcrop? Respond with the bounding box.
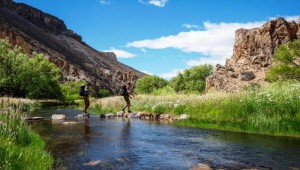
[206,17,300,92]
[0,0,145,95]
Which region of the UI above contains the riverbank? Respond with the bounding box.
[0,98,53,169]
[90,82,300,137]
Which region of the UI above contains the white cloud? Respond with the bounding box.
[139,0,169,7]
[127,21,265,66]
[182,24,200,29]
[141,70,154,75]
[103,48,136,58]
[159,69,184,79]
[99,0,111,5]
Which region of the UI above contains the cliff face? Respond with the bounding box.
[206,17,300,92]
[0,0,145,94]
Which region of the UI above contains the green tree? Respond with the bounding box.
[135,75,168,94]
[267,39,300,81]
[169,64,213,93]
[0,39,63,99]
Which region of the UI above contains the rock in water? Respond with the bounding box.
[75,113,89,119]
[105,113,114,118]
[51,114,66,120]
[100,114,106,119]
[117,111,125,117]
[24,117,43,121]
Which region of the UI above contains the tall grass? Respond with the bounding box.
[92,82,300,137]
[0,98,53,169]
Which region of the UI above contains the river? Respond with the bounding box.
[29,107,300,169]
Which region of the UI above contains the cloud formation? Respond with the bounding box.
[182,23,200,29]
[127,21,265,66]
[98,0,111,5]
[139,0,169,7]
[103,48,136,58]
[159,69,184,79]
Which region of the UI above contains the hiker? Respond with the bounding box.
[80,82,91,117]
[121,82,134,113]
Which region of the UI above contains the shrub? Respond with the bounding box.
[0,39,63,100]
[135,75,168,94]
[169,64,213,94]
[267,39,300,81]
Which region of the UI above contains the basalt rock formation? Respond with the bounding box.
[0,0,145,95]
[206,17,300,92]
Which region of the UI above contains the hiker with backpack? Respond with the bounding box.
[79,82,91,118]
[120,82,134,113]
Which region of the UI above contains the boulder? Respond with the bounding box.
[241,71,255,81]
[117,111,125,117]
[100,114,106,119]
[105,113,115,118]
[51,114,66,120]
[177,114,189,120]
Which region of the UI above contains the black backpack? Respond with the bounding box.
[79,85,85,96]
[119,85,128,96]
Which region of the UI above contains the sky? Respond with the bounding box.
[13,0,300,79]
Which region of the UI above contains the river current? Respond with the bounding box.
[30,107,300,169]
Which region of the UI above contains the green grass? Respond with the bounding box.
[91,82,300,137]
[0,98,53,169]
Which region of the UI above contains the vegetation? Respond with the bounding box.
[91,82,300,137]
[169,64,213,94]
[267,39,300,81]
[0,39,63,100]
[0,98,53,169]
[135,75,168,94]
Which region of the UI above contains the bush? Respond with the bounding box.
[60,81,86,102]
[169,64,213,94]
[98,88,113,98]
[267,39,300,81]
[0,39,63,100]
[135,75,168,94]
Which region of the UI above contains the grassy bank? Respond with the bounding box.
[0,98,53,169]
[91,82,300,137]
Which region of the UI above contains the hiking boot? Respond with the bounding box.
[122,108,125,112]
[128,110,132,113]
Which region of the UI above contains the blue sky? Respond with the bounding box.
[14,0,300,79]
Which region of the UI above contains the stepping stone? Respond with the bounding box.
[24,116,43,121]
[105,113,115,118]
[117,111,125,117]
[51,114,66,120]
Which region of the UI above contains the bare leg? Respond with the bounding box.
[83,96,90,113]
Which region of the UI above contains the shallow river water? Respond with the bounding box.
[30,107,300,169]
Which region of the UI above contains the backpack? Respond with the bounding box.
[79,85,85,96]
[119,85,128,96]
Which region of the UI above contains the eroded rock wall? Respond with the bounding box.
[206,17,300,92]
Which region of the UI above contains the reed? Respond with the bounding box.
[0,98,53,169]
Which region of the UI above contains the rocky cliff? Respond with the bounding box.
[0,0,145,95]
[206,17,300,92]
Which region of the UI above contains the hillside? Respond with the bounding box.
[0,0,145,94]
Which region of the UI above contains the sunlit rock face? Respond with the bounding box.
[0,0,145,95]
[206,17,300,92]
